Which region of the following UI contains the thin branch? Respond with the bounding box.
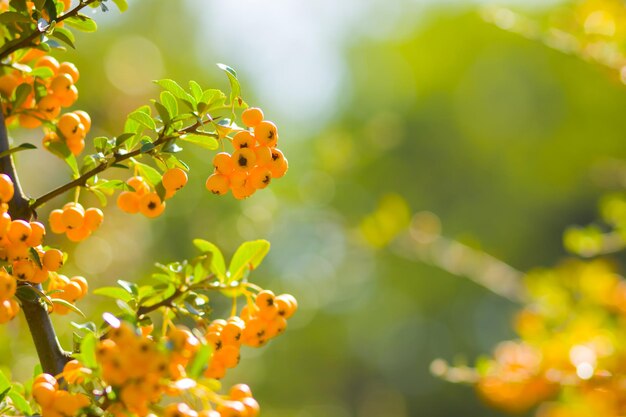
[0,111,71,376]
[0,0,99,61]
[31,121,204,210]
[136,287,184,318]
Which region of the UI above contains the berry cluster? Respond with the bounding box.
[97,323,170,416]
[49,202,103,242]
[205,290,297,379]
[206,107,288,199]
[46,274,88,315]
[117,176,167,218]
[163,384,259,417]
[32,372,90,417]
[43,110,92,156]
[0,55,80,128]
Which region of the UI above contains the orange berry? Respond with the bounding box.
[249,167,272,190]
[126,176,149,195]
[241,107,264,128]
[205,174,229,195]
[49,209,66,233]
[83,207,103,231]
[35,56,60,74]
[36,95,61,120]
[58,61,79,83]
[34,373,58,389]
[117,191,140,214]
[43,249,64,271]
[204,359,226,380]
[139,192,165,218]
[70,276,88,296]
[241,397,260,417]
[63,359,84,384]
[8,220,32,244]
[26,221,45,246]
[30,267,49,284]
[0,271,16,299]
[0,73,19,97]
[12,260,35,281]
[254,145,272,167]
[215,345,240,368]
[18,113,42,129]
[0,212,10,237]
[254,120,278,147]
[32,381,56,408]
[229,384,253,400]
[275,294,298,318]
[0,174,14,203]
[162,167,188,192]
[56,84,78,107]
[73,110,91,132]
[61,203,84,229]
[232,131,256,149]
[255,290,275,308]
[213,152,235,176]
[268,148,288,178]
[57,113,85,142]
[49,73,74,97]
[232,148,257,171]
[216,400,246,417]
[66,224,91,242]
[231,183,255,200]
[63,281,83,301]
[66,137,85,156]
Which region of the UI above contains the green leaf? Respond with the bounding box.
[111,0,128,11]
[78,332,97,368]
[217,63,241,106]
[93,179,130,191]
[193,239,226,280]
[115,132,135,148]
[228,240,270,283]
[64,14,98,32]
[50,298,85,317]
[189,80,203,103]
[160,91,178,119]
[0,387,11,403]
[0,11,31,24]
[30,66,54,79]
[0,370,11,392]
[188,343,211,378]
[154,79,194,103]
[45,141,79,176]
[132,160,162,186]
[51,26,75,48]
[153,101,171,125]
[8,391,31,415]
[128,110,157,131]
[43,0,57,21]
[93,287,134,303]
[13,83,32,109]
[179,133,218,150]
[0,143,36,159]
[117,280,139,296]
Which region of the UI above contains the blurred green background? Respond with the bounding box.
[5,0,626,415]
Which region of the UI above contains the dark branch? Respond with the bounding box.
[0,110,71,376]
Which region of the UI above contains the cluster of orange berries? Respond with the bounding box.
[116,168,188,218]
[46,274,88,315]
[204,290,297,379]
[97,323,171,417]
[0,269,18,323]
[163,384,259,417]
[32,372,90,417]
[43,109,92,156]
[49,202,103,242]
[206,107,288,199]
[0,55,80,127]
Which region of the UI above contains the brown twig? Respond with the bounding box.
[31,121,206,210]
